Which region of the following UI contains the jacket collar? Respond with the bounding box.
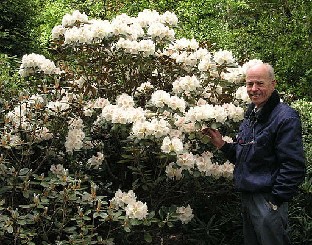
[245,90,280,123]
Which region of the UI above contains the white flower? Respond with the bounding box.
[87,152,105,169]
[174,38,199,50]
[127,107,146,123]
[136,9,161,27]
[65,118,85,154]
[125,201,148,220]
[64,26,82,43]
[64,25,93,44]
[65,128,85,153]
[19,53,61,77]
[172,75,201,95]
[99,102,146,125]
[195,48,211,60]
[35,127,53,141]
[131,121,149,139]
[93,98,110,108]
[62,10,88,27]
[214,105,228,123]
[147,23,173,40]
[112,20,131,36]
[165,162,183,180]
[235,86,251,103]
[150,118,171,138]
[213,50,235,65]
[222,136,233,143]
[221,67,245,83]
[198,57,215,72]
[167,96,186,112]
[222,103,244,122]
[176,152,195,170]
[111,108,128,124]
[68,117,84,130]
[101,104,118,121]
[116,38,139,54]
[51,25,65,39]
[135,82,154,94]
[50,164,67,176]
[128,22,144,40]
[46,101,70,114]
[176,204,194,224]
[185,104,216,123]
[138,39,156,56]
[160,11,178,26]
[116,93,135,108]
[195,154,213,174]
[89,19,113,41]
[150,90,171,108]
[161,136,184,154]
[220,160,234,178]
[131,117,171,139]
[110,189,137,209]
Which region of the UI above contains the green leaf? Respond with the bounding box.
[167,222,174,227]
[0,186,12,195]
[23,191,30,198]
[210,122,220,129]
[147,211,155,219]
[19,168,31,176]
[144,232,153,243]
[201,135,211,144]
[188,132,196,140]
[64,226,77,233]
[124,226,131,232]
[193,170,201,177]
[17,220,27,225]
[7,225,13,233]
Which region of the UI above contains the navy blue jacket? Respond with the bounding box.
[221,90,305,205]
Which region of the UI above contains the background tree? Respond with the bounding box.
[222,0,312,100]
[0,0,41,56]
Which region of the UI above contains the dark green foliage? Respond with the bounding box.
[289,190,312,245]
[0,54,25,108]
[0,0,40,56]
[220,1,312,100]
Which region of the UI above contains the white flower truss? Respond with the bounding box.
[19,53,62,77]
[176,204,194,224]
[110,189,148,220]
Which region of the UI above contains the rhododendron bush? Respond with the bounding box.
[0,9,259,244]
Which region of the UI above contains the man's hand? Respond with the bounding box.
[202,128,225,149]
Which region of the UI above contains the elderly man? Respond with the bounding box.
[203,63,305,245]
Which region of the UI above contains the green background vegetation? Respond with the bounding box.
[1,0,311,99]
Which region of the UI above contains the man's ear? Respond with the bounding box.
[272,80,277,86]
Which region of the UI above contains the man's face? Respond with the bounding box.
[246,65,276,108]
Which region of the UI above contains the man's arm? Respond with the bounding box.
[202,128,237,164]
[271,116,306,205]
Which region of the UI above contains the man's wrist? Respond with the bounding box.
[217,140,226,150]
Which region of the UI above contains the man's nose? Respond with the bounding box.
[251,83,258,90]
